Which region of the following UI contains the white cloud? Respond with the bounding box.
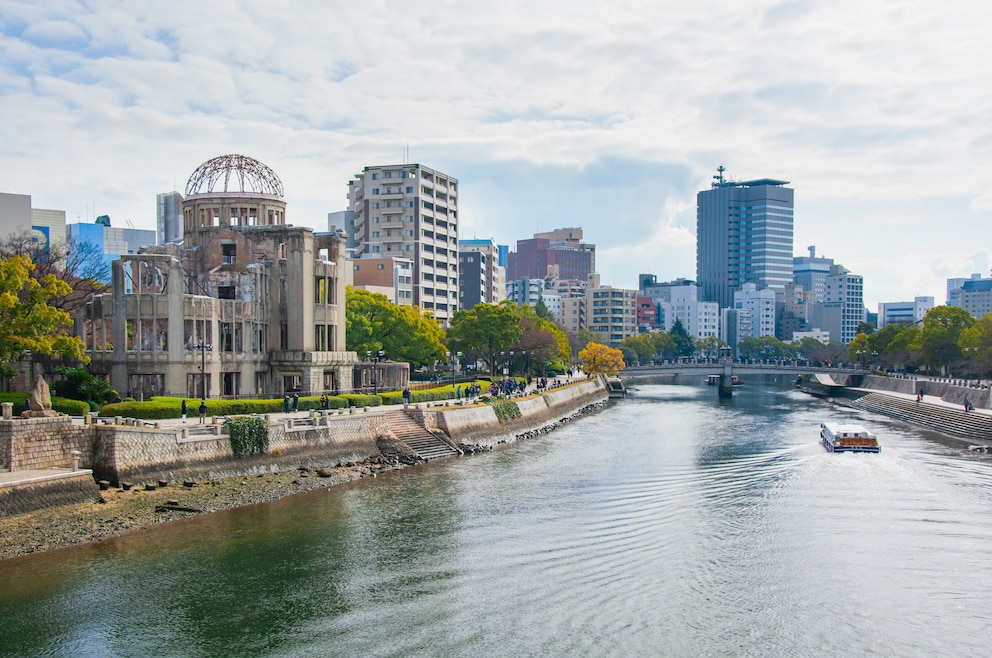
[0,0,990,309]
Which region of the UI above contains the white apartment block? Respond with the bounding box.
[734,283,777,338]
[824,264,864,344]
[654,285,720,339]
[878,296,934,328]
[459,239,506,307]
[348,164,458,325]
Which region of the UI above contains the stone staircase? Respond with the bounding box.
[387,410,461,460]
[850,392,992,443]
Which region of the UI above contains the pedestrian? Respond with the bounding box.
[402,387,411,405]
[198,400,207,424]
[920,387,925,400]
[284,394,291,413]
[181,399,188,423]
[292,392,299,412]
[456,385,462,401]
[964,398,972,412]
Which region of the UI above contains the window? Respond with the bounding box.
[377,263,385,270]
[371,173,379,180]
[372,231,380,237]
[372,202,379,209]
[406,201,414,207]
[373,216,380,223]
[406,215,414,222]
[406,187,413,193]
[372,188,380,194]
[222,243,236,264]
[218,285,236,300]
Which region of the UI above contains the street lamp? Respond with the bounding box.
[446,351,461,389]
[366,350,385,395]
[193,341,212,401]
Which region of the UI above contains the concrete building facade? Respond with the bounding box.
[458,238,505,309]
[77,154,359,400]
[878,296,934,328]
[348,164,458,325]
[696,169,794,309]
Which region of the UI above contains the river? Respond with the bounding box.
[2,376,992,657]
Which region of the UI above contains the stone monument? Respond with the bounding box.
[21,375,61,417]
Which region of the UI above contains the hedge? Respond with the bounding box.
[0,393,89,417]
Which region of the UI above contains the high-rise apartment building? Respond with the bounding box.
[348,164,458,325]
[960,278,992,319]
[824,264,864,344]
[696,168,794,309]
[637,275,719,339]
[458,238,505,309]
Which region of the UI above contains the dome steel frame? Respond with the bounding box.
[185,154,285,197]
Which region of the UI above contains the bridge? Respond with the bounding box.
[619,361,867,381]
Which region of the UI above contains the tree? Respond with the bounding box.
[0,255,88,382]
[910,305,975,374]
[846,332,872,365]
[0,230,109,314]
[446,301,522,373]
[792,337,826,363]
[533,299,553,322]
[514,304,569,374]
[568,327,604,358]
[345,287,446,367]
[578,342,625,376]
[619,334,657,365]
[856,321,876,336]
[669,319,695,358]
[958,313,992,379]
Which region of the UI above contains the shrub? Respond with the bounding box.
[340,393,381,408]
[488,398,521,420]
[227,416,269,456]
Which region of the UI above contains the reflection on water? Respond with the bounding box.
[3,376,992,657]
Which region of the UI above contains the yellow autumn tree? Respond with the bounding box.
[578,342,625,376]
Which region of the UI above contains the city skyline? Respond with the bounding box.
[1,2,991,309]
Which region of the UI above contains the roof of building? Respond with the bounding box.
[961,279,992,291]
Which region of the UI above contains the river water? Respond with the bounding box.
[3,377,992,657]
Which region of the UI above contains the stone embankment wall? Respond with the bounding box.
[0,472,98,517]
[95,412,391,485]
[434,377,607,447]
[863,375,990,409]
[2,377,608,489]
[0,417,92,472]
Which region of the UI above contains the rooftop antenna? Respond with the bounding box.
[712,164,726,188]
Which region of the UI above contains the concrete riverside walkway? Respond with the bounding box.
[850,387,992,417]
[0,468,94,488]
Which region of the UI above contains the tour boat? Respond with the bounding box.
[820,422,881,453]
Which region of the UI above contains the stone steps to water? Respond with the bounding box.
[387,411,461,460]
[850,393,992,442]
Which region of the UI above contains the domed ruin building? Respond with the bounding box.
[76,154,372,399]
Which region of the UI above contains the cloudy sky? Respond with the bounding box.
[2,0,990,309]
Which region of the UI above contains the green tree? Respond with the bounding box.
[0,255,88,382]
[513,304,569,374]
[886,325,921,371]
[619,333,657,365]
[447,301,522,374]
[345,287,446,367]
[669,319,695,358]
[791,337,826,362]
[846,332,872,365]
[909,305,975,374]
[958,313,992,378]
[533,299,553,321]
